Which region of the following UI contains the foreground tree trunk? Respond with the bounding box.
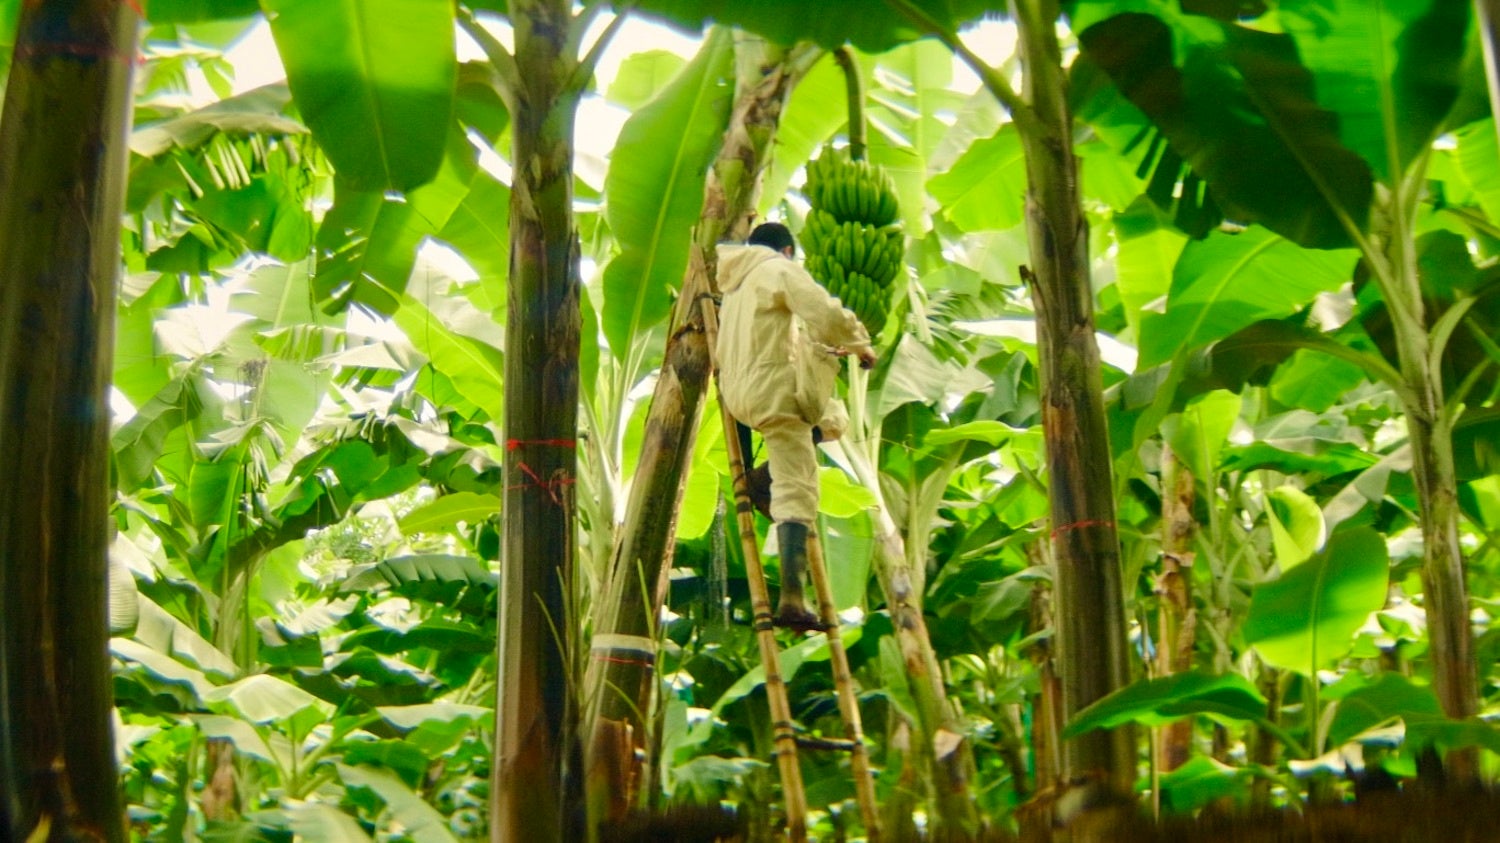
[1008,0,1134,792]
[1011,0,1135,797]
[833,440,981,836]
[871,509,981,832]
[494,2,586,839]
[0,2,138,840]
[1379,202,1477,781]
[892,0,1135,805]
[585,35,818,823]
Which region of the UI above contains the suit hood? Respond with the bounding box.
[716,243,785,294]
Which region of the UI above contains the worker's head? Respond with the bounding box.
[748,222,796,258]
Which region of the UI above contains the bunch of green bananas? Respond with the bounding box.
[801,146,903,336]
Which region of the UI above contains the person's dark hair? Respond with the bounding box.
[747,222,796,255]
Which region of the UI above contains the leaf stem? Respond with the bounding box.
[883,0,1044,141]
[833,46,867,161]
[1254,716,1309,759]
[572,5,632,95]
[458,9,520,111]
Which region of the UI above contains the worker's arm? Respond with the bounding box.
[775,260,874,362]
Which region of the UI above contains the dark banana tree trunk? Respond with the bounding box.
[891,0,1136,804]
[1012,0,1136,796]
[1382,225,1477,780]
[0,2,139,841]
[586,36,817,823]
[890,0,1149,809]
[494,1,586,840]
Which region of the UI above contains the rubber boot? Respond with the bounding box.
[745,462,773,520]
[774,521,822,632]
[736,421,774,519]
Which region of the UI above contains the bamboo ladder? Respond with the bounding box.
[700,294,881,842]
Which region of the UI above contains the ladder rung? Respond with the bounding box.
[795,734,859,752]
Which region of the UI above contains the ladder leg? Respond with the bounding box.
[807,532,882,840]
[704,298,808,841]
[724,403,809,842]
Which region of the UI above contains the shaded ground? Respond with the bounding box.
[602,783,1500,842]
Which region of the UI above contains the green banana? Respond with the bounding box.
[814,209,842,255]
[802,211,825,254]
[820,208,840,240]
[807,253,827,283]
[875,242,897,286]
[848,227,865,277]
[802,145,904,335]
[860,226,884,280]
[802,226,821,258]
[882,230,903,282]
[844,270,877,333]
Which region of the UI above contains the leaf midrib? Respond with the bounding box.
[626,36,728,344]
[1151,231,1283,368]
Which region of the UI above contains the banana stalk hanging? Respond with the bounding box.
[801,146,903,337]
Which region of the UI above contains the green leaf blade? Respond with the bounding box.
[265,0,455,191]
[1281,0,1471,185]
[601,28,734,355]
[628,0,993,53]
[393,295,504,416]
[1064,670,1267,738]
[1244,526,1390,674]
[607,50,689,110]
[928,125,1026,232]
[145,0,260,23]
[341,555,495,594]
[203,674,326,724]
[337,763,459,843]
[1267,485,1325,569]
[397,492,500,535]
[1076,12,1374,248]
[1326,673,1440,748]
[287,802,376,843]
[1140,227,1356,368]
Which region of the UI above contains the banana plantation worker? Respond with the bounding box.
[716,222,877,631]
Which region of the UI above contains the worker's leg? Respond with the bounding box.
[759,414,819,524]
[759,414,821,630]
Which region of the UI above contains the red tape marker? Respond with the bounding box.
[1050,518,1116,540]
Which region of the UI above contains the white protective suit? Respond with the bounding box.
[715,243,873,524]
